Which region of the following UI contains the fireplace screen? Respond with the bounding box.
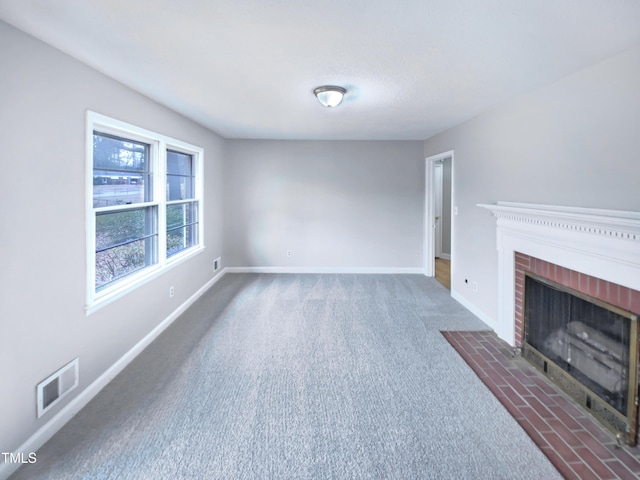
[524,273,638,442]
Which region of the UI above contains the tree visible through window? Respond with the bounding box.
[87,112,204,308]
[93,133,156,290]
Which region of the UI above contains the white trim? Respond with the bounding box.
[224,266,424,274]
[451,288,497,332]
[86,111,205,312]
[478,201,640,346]
[434,162,444,258]
[438,253,451,261]
[0,269,227,480]
[86,245,205,315]
[424,151,454,279]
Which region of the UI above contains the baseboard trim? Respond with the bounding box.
[224,266,424,274]
[451,288,497,332]
[0,269,227,480]
[438,253,451,260]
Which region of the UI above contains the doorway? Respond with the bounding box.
[425,151,453,290]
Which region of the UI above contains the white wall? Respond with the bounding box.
[224,140,425,270]
[424,45,640,327]
[0,20,225,458]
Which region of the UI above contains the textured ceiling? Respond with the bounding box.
[1,0,640,140]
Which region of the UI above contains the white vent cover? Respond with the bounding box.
[37,358,79,418]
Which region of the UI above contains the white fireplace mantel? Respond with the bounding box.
[477,201,640,346]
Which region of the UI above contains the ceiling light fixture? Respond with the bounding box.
[313,85,346,108]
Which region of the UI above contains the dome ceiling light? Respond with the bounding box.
[313,85,346,108]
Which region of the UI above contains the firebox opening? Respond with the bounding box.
[523,272,639,445]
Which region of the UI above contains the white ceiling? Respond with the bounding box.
[1,1,640,140]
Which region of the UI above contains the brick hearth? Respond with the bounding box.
[443,330,640,480]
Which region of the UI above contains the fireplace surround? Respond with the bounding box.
[479,201,640,442]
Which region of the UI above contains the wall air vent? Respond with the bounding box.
[37,358,79,418]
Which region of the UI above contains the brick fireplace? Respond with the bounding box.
[479,201,640,444]
[478,201,640,346]
[513,252,640,347]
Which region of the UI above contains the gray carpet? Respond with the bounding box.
[11,274,562,479]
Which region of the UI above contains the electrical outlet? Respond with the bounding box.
[169,286,175,298]
[287,250,292,257]
[213,256,221,272]
[472,282,478,292]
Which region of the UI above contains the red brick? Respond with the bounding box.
[499,396,525,420]
[612,447,640,471]
[521,406,552,431]
[546,419,583,448]
[588,277,598,298]
[567,462,602,480]
[570,270,580,290]
[525,396,556,419]
[544,260,552,278]
[505,376,530,396]
[498,385,527,406]
[525,385,557,407]
[597,281,610,304]
[573,447,617,479]
[467,353,486,368]
[533,258,541,275]
[604,459,638,479]
[478,349,495,363]
[578,273,587,295]
[631,289,640,314]
[515,256,530,269]
[552,395,587,419]
[575,429,617,448]
[618,286,631,311]
[486,369,508,387]
[514,327,522,345]
[511,369,536,386]
[540,443,583,466]
[531,377,559,396]
[546,405,585,431]
[542,431,576,458]
[544,458,579,480]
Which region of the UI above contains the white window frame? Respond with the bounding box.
[86,111,204,314]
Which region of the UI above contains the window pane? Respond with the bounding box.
[96,209,147,250]
[93,133,151,207]
[93,171,147,207]
[96,239,148,290]
[167,150,192,175]
[167,224,198,258]
[166,202,198,257]
[93,133,148,172]
[166,174,194,201]
[167,150,195,201]
[95,208,157,289]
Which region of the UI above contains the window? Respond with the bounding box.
[87,112,204,311]
[166,150,199,257]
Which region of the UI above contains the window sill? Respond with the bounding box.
[86,244,206,316]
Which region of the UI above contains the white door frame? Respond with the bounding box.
[434,162,443,258]
[424,150,454,278]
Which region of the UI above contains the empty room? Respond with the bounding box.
[1,1,640,479]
